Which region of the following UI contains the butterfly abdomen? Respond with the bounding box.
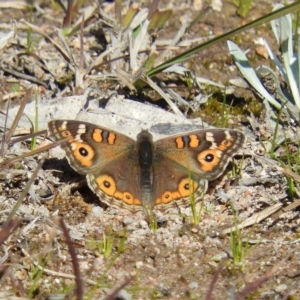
[137,130,154,209]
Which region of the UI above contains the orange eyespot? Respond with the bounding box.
[218,139,232,151]
[178,178,198,196]
[96,175,139,206]
[72,142,94,166]
[60,129,72,138]
[161,191,173,203]
[122,192,134,204]
[197,149,220,171]
[96,175,116,196]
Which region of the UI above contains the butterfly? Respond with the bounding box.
[48,120,245,212]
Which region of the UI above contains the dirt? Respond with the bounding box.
[0,0,300,299]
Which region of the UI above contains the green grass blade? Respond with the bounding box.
[147,2,300,77]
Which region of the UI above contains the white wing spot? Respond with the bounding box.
[77,124,86,134]
[61,121,68,130]
[206,132,215,142]
[70,143,77,151]
[75,135,83,142]
[224,130,232,140]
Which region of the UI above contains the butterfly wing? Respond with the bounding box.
[150,129,244,210]
[152,155,208,211]
[48,120,144,211]
[87,156,144,211]
[48,120,136,173]
[154,129,245,181]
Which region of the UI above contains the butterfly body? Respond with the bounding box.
[48,120,245,212]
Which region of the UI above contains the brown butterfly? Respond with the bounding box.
[48,120,245,212]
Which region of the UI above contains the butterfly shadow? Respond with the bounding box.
[43,157,107,208]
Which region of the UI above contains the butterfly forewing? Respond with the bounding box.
[154,129,245,181]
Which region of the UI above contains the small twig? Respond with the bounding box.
[235,258,286,299]
[205,262,224,300]
[0,219,20,245]
[8,129,47,145]
[1,65,47,87]
[0,136,69,172]
[103,276,133,300]
[59,219,84,300]
[4,87,33,144]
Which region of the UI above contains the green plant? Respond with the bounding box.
[229,221,244,265]
[28,255,51,297]
[148,2,300,78]
[189,177,206,225]
[237,0,253,18]
[146,208,158,233]
[30,92,39,150]
[284,135,297,198]
[89,224,117,259]
[26,3,34,53]
[229,205,256,267]
[228,3,300,124]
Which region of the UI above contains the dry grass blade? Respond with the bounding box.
[5,159,44,223]
[114,0,122,24]
[271,199,300,221]
[1,64,48,87]
[20,19,71,63]
[0,135,69,171]
[80,14,86,69]
[8,129,47,146]
[256,156,300,185]
[1,97,11,157]
[141,74,184,116]
[59,219,83,300]
[278,165,300,182]
[0,219,20,245]
[221,203,283,235]
[0,91,27,103]
[31,261,97,285]
[4,87,33,144]
[147,0,160,20]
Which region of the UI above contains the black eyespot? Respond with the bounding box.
[205,154,214,162]
[165,194,170,199]
[104,181,111,188]
[79,147,88,157]
[184,183,189,190]
[125,195,130,199]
